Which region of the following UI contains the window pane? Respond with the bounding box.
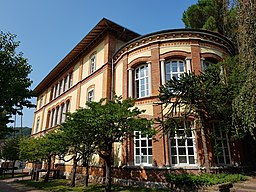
[148,156,152,164]
[136,156,140,164]
[187,139,193,146]
[178,139,185,146]
[171,139,176,146]
[141,156,147,163]
[189,156,195,164]
[136,148,140,155]
[148,148,152,155]
[179,156,187,163]
[179,61,184,72]
[136,140,140,147]
[171,148,177,155]
[188,147,194,155]
[172,156,177,164]
[141,148,147,155]
[141,140,146,147]
[148,139,152,146]
[178,148,186,155]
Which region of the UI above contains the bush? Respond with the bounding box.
[166,173,246,187]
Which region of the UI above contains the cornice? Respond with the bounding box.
[113,29,235,63]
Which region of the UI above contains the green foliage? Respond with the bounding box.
[1,137,20,161]
[182,0,238,42]
[166,173,246,187]
[64,96,154,157]
[19,137,41,162]
[0,31,35,137]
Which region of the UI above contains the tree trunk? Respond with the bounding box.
[85,159,89,187]
[11,160,16,178]
[44,156,52,182]
[104,155,112,192]
[70,155,77,187]
[198,113,210,173]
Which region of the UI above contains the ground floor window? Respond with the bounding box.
[213,124,231,165]
[134,131,152,166]
[169,121,197,166]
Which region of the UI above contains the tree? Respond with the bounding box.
[1,137,21,177]
[20,131,66,182]
[60,113,96,187]
[0,31,34,138]
[182,0,238,43]
[158,64,235,172]
[65,97,153,192]
[37,131,66,182]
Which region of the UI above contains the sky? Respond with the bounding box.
[0,0,197,128]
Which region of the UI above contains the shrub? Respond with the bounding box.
[166,173,246,187]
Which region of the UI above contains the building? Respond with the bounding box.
[32,18,246,183]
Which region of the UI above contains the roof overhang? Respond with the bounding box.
[34,18,140,95]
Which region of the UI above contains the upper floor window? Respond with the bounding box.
[135,64,149,98]
[39,96,43,109]
[88,89,94,102]
[201,60,214,71]
[134,131,152,166]
[165,60,185,81]
[90,55,96,74]
[169,120,196,166]
[69,73,73,88]
[35,117,40,133]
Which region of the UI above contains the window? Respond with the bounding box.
[134,131,152,166]
[68,73,73,88]
[169,121,196,166]
[64,76,68,92]
[88,89,94,102]
[35,117,40,133]
[59,80,63,95]
[50,109,55,127]
[213,124,231,165]
[55,106,59,125]
[135,65,149,98]
[201,60,213,71]
[39,96,43,109]
[165,60,185,81]
[90,55,96,74]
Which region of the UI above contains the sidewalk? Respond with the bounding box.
[231,176,256,192]
[0,176,46,192]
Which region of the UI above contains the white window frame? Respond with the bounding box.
[35,117,40,133]
[135,64,149,98]
[87,89,94,102]
[90,55,96,74]
[213,123,231,165]
[165,60,185,81]
[134,131,152,166]
[39,96,43,109]
[169,121,197,166]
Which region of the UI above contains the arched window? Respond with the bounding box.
[135,64,149,98]
[165,60,185,81]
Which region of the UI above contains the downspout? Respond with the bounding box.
[111,58,114,100]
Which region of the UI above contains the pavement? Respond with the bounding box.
[0,176,46,192]
[230,176,256,192]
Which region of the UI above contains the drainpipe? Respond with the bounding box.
[111,58,114,100]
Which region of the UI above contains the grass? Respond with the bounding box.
[16,179,171,192]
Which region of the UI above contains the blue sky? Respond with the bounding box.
[0,0,197,128]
